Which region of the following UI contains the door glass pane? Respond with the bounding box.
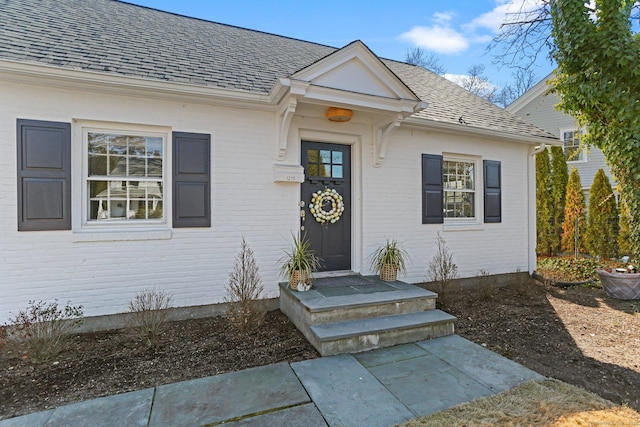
[332,151,343,164]
[308,164,318,176]
[320,164,331,177]
[320,150,331,164]
[332,165,343,178]
[307,149,318,163]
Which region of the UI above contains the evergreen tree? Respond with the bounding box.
[535,148,553,256]
[618,193,631,257]
[550,146,568,255]
[585,169,618,259]
[561,168,587,255]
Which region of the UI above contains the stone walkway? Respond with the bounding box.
[0,335,544,427]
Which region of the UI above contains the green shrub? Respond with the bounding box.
[550,146,569,255]
[585,169,619,260]
[536,148,554,256]
[536,257,608,282]
[561,168,587,255]
[5,300,84,361]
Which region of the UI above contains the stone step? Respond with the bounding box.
[308,310,456,356]
[279,281,438,326]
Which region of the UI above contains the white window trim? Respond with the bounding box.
[561,128,587,163]
[442,154,483,226]
[71,120,172,240]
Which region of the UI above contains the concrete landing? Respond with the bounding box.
[0,335,545,427]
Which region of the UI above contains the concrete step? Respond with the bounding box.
[309,310,456,356]
[279,281,438,326]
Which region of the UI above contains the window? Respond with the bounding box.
[422,154,501,224]
[443,159,475,219]
[562,129,584,162]
[86,131,165,223]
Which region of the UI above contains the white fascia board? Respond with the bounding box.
[403,116,563,146]
[0,60,275,110]
[299,83,418,114]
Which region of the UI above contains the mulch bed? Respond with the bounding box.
[1,280,639,420]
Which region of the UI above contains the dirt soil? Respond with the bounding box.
[1,281,639,421]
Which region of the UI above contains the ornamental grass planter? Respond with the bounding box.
[380,264,399,282]
[289,270,309,291]
[596,268,640,300]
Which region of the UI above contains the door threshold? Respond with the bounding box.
[312,270,358,279]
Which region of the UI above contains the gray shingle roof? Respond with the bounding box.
[0,0,556,142]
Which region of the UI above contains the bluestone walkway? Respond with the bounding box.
[0,335,545,427]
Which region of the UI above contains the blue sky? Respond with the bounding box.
[126,0,555,89]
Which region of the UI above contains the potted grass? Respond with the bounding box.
[279,234,321,291]
[370,238,408,282]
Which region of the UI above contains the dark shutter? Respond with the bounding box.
[484,160,501,223]
[422,154,443,224]
[17,119,71,231]
[172,132,211,228]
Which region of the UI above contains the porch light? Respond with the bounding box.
[326,107,353,122]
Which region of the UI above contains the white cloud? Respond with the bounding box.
[400,25,469,54]
[465,0,547,33]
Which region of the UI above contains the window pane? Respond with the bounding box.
[332,165,343,178]
[88,155,107,176]
[147,137,163,157]
[308,164,318,176]
[129,157,147,177]
[320,150,331,163]
[307,149,318,163]
[148,158,162,177]
[320,164,331,177]
[108,156,127,176]
[149,200,163,218]
[128,181,145,199]
[89,180,108,198]
[332,151,343,164]
[108,135,128,155]
[129,137,146,156]
[88,133,108,154]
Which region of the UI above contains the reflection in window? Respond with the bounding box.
[563,130,584,161]
[87,132,164,221]
[443,160,475,218]
[307,148,345,179]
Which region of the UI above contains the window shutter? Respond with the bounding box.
[172,132,211,228]
[422,154,443,224]
[16,119,71,231]
[484,160,501,223]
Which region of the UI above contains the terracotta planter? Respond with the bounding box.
[596,269,640,300]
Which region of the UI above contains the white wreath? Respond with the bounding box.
[310,188,345,224]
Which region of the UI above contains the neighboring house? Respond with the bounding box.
[507,74,617,204]
[0,0,558,323]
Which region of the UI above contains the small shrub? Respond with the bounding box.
[126,289,173,348]
[513,268,529,296]
[536,257,609,283]
[5,300,84,361]
[427,232,458,307]
[225,237,265,333]
[476,269,496,301]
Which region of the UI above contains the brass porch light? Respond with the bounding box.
[326,107,353,122]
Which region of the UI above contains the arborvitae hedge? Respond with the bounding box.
[550,146,568,255]
[536,148,554,256]
[585,169,618,259]
[562,168,587,254]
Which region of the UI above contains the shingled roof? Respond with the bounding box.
[0,0,557,142]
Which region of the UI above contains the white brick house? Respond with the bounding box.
[0,0,558,323]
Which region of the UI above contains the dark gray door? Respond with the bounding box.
[301,141,351,272]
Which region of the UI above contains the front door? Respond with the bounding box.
[301,141,351,272]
